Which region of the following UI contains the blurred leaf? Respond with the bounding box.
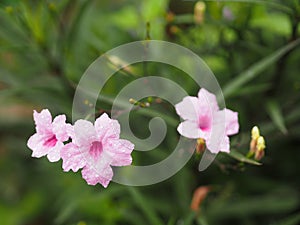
[207,187,300,220]
[223,38,300,97]
[251,12,290,36]
[274,213,300,225]
[229,83,271,97]
[227,150,262,165]
[266,99,288,134]
[128,187,164,225]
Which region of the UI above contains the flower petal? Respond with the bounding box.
[106,139,134,166]
[47,141,64,162]
[61,143,86,172]
[95,113,120,141]
[73,119,97,147]
[177,120,206,139]
[52,114,70,142]
[197,88,219,111]
[219,136,230,153]
[175,96,200,121]
[66,124,75,139]
[81,163,113,188]
[223,109,239,136]
[27,133,49,158]
[206,135,230,154]
[33,109,52,135]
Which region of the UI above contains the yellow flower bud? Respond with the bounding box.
[251,126,260,140]
[248,126,266,160]
[255,136,266,161]
[249,126,260,154]
[256,136,266,151]
[196,138,206,154]
[194,1,206,24]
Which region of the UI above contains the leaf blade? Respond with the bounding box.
[223,39,300,98]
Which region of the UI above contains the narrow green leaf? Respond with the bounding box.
[223,39,300,98]
[266,100,288,134]
[197,216,210,225]
[183,211,196,225]
[167,216,176,225]
[207,188,299,219]
[128,187,164,225]
[229,83,271,97]
[227,150,262,165]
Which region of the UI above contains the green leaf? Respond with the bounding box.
[251,12,290,36]
[223,39,300,98]
[266,99,288,134]
[227,150,262,165]
[128,187,164,225]
[229,83,271,97]
[207,187,299,220]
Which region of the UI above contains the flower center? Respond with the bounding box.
[43,135,57,147]
[89,141,103,159]
[198,115,211,131]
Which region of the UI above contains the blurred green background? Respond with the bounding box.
[1,0,300,224]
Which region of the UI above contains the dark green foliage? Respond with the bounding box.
[0,0,300,225]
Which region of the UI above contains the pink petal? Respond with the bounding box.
[47,141,64,162]
[81,163,113,188]
[177,120,206,139]
[66,124,74,139]
[206,135,230,154]
[197,89,219,111]
[223,109,239,136]
[219,136,230,153]
[27,133,49,158]
[52,114,69,142]
[94,113,120,141]
[33,109,52,135]
[175,96,200,121]
[106,139,134,166]
[61,143,86,172]
[73,120,97,147]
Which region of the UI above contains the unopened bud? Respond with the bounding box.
[249,126,260,154]
[251,126,260,140]
[256,136,266,151]
[129,98,137,105]
[248,126,266,159]
[254,136,266,161]
[196,138,206,154]
[194,1,206,24]
[191,186,211,212]
[129,98,150,108]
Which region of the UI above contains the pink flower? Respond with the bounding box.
[27,109,71,162]
[175,88,239,153]
[61,113,134,188]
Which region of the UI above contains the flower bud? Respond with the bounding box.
[249,126,260,154]
[191,186,211,212]
[255,136,266,161]
[257,136,266,151]
[196,138,206,154]
[194,1,206,24]
[251,126,260,140]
